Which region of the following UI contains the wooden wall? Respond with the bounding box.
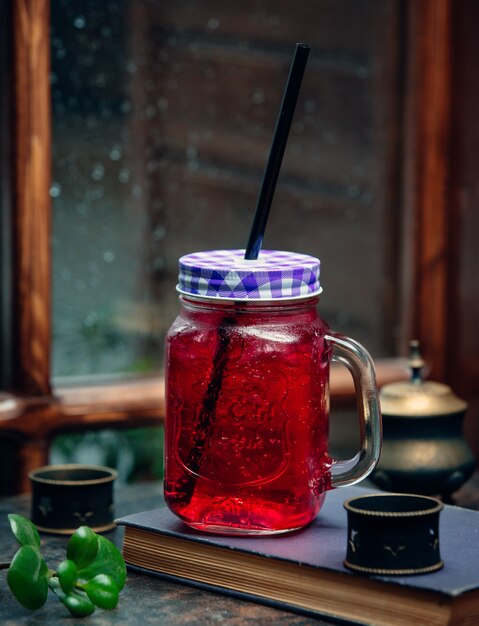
[450,0,479,459]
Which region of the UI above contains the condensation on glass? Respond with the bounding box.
[51,0,403,380]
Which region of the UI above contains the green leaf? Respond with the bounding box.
[67,526,98,569]
[62,591,96,617]
[57,559,78,595]
[78,535,126,591]
[83,574,119,610]
[7,545,48,610]
[8,514,41,549]
[49,578,96,617]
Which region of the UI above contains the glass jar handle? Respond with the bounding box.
[325,331,382,487]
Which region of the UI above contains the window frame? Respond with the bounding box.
[0,0,452,493]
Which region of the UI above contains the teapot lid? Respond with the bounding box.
[380,341,467,417]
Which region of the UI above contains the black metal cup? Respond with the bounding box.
[29,464,117,535]
[343,493,444,575]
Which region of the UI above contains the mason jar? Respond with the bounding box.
[164,249,381,534]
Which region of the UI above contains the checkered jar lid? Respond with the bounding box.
[177,249,321,301]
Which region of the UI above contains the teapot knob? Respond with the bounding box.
[408,340,426,384]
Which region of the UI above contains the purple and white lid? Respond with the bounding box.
[177,249,321,301]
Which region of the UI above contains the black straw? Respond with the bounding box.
[244,43,310,260]
[172,317,234,506]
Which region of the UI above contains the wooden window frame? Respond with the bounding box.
[0,0,452,493]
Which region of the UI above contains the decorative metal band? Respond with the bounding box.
[343,493,444,517]
[343,559,444,576]
[29,464,118,486]
[34,522,117,536]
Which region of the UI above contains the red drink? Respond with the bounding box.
[164,296,333,534]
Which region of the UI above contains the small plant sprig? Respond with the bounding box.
[5,514,126,617]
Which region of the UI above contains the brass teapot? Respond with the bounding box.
[371,341,475,499]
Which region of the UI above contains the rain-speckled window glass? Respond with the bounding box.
[51,0,404,381]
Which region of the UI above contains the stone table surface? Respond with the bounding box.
[2,474,478,625]
[0,481,339,625]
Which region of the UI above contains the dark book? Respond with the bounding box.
[116,486,479,626]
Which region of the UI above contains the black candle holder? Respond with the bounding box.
[29,464,117,535]
[343,493,444,575]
